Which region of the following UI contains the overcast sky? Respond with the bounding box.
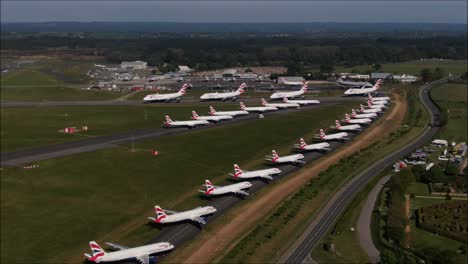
[1,1,466,23]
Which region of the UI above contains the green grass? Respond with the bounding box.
[333,60,467,76]
[0,104,242,152]
[430,83,467,142]
[0,103,354,264]
[410,197,451,210]
[406,182,430,196]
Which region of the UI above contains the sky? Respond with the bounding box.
[1,1,467,24]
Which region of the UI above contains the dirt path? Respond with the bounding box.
[404,195,411,248]
[179,93,407,264]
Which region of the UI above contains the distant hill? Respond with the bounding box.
[1,22,466,34]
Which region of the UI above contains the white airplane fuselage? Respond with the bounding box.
[346,118,372,124]
[200,91,241,101]
[353,112,377,119]
[231,167,281,179]
[295,142,331,151]
[243,106,278,112]
[92,243,174,263]
[270,90,305,99]
[156,207,216,224]
[211,110,248,117]
[321,132,349,140]
[195,115,233,122]
[165,120,209,127]
[263,102,300,109]
[285,99,320,105]
[361,108,382,114]
[270,154,305,164]
[202,182,252,196]
[344,87,378,96]
[336,124,361,131]
[143,92,183,103]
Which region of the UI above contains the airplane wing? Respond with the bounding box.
[233,190,250,196]
[260,175,274,180]
[191,216,207,225]
[105,242,129,250]
[136,254,150,264]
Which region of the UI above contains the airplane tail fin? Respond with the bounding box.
[360,104,365,112]
[233,164,244,177]
[153,206,167,223]
[261,98,268,106]
[319,129,326,139]
[367,100,372,107]
[179,84,188,94]
[345,113,351,122]
[204,180,215,194]
[239,102,246,110]
[283,97,289,103]
[351,109,357,117]
[271,150,279,161]
[301,82,308,92]
[209,106,216,116]
[164,115,173,125]
[374,79,381,89]
[88,241,106,262]
[300,138,307,149]
[191,111,199,120]
[237,83,246,94]
[335,120,341,128]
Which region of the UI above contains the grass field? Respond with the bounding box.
[406,182,430,196]
[0,104,243,152]
[332,60,467,76]
[430,83,467,142]
[0,103,354,264]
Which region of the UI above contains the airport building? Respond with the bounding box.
[120,60,148,70]
[370,72,392,80]
[178,65,192,73]
[278,76,305,84]
[393,74,418,83]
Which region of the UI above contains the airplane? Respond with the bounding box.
[366,100,385,109]
[148,205,217,225]
[316,129,349,141]
[199,179,252,196]
[359,104,383,114]
[283,97,320,105]
[143,83,188,103]
[229,164,282,180]
[279,77,305,86]
[343,79,382,96]
[163,115,209,128]
[351,108,377,119]
[261,98,300,109]
[345,113,372,124]
[265,150,305,164]
[200,83,246,101]
[240,102,278,113]
[334,120,361,131]
[368,94,390,101]
[336,78,372,87]
[294,138,331,151]
[270,82,308,99]
[84,241,174,264]
[368,98,388,106]
[191,111,232,123]
[209,106,249,117]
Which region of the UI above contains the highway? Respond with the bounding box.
[278,80,445,264]
[0,98,358,166]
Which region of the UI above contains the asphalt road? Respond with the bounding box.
[278,80,445,264]
[0,98,360,166]
[0,96,361,107]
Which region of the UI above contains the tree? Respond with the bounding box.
[373,63,382,71]
[420,68,432,82]
[445,163,459,176]
[151,69,157,75]
[269,73,278,81]
[433,67,445,80]
[245,68,253,73]
[320,63,335,74]
[427,165,447,183]
[411,165,426,182]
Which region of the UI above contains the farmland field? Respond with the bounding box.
[0,103,354,264]
[430,83,467,142]
[0,104,242,152]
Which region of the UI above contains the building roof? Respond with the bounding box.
[223,69,237,75]
[178,65,191,71]
[370,72,392,79]
[121,60,147,66]
[280,76,305,81]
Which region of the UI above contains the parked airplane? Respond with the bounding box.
[191,111,232,123]
[316,129,349,141]
[279,77,305,86]
[229,164,281,180]
[360,104,383,114]
[368,94,390,101]
[163,115,209,128]
[84,241,174,264]
[345,113,372,124]
[334,120,361,131]
[270,82,308,99]
[366,100,385,109]
[199,180,252,196]
[143,84,188,103]
[336,78,372,87]
[209,106,249,117]
[148,205,216,225]
[294,138,331,151]
[261,98,300,109]
[368,98,388,106]
[265,150,305,164]
[240,102,278,112]
[352,108,377,119]
[343,79,382,96]
[200,83,246,101]
[283,97,320,105]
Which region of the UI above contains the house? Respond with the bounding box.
[393,74,418,83]
[178,65,192,73]
[120,61,148,70]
